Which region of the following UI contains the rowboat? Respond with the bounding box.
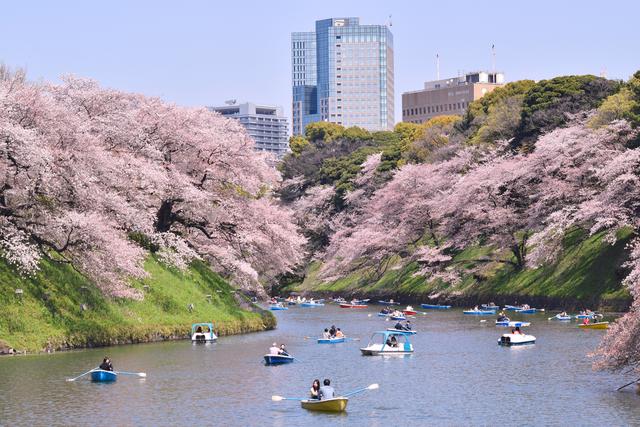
[300,397,348,412]
[495,320,531,327]
[579,322,609,330]
[340,303,368,309]
[390,315,406,321]
[377,300,400,305]
[264,354,294,365]
[498,333,536,346]
[576,313,601,319]
[386,328,416,335]
[354,299,370,304]
[515,308,539,314]
[550,314,572,321]
[481,304,500,311]
[421,304,451,309]
[300,302,324,307]
[191,322,218,343]
[360,330,414,355]
[504,305,523,311]
[403,310,417,316]
[317,337,346,344]
[378,312,390,317]
[463,309,496,315]
[91,370,118,382]
[269,304,288,311]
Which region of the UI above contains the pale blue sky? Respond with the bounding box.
[2,0,638,125]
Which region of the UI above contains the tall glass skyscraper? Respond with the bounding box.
[291,17,394,135]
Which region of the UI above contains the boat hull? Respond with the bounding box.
[402,310,417,315]
[300,398,348,412]
[386,328,416,335]
[317,337,345,344]
[515,308,537,314]
[498,334,536,346]
[91,370,117,382]
[390,315,406,321]
[300,303,324,307]
[264,355,294,365]
[421,304,451,309]
[463,310,495,315]
[495,321,530,327]
[269,306,288,311]
[339,304,367,309]
[579,322,609,329]
[377,300,400,305]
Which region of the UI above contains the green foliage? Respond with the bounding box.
[588,88,636,128]
[517,75,621,145]
[304,122,346,142]
[627,70,640,127]
[0,255,273,352]
[289,135,310,156]
[402,115,461,164]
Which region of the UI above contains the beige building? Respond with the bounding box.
[402,71,505,123]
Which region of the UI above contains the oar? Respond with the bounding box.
[617,377,640,391]
[66,368,98,382]
[272,395,305,401]
[115,371,147,378]
[344,337,361,341]
[547,315,557,320]
[342,383,379,398]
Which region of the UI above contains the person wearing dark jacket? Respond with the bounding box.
[99,357,113,371]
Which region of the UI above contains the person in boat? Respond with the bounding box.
[279,344,290,356]
[404,320,412,330]
[335,328,344,338]
[473,305,479,311]
[522,304,530,310]
[196,325,203,333]
[497,312,509,322]
[99,357,113,371]
[394,321,404,330]
[329,325,337,338]
[511,326,522,335]
[560,311,568,317]
[310,379,321,400]
[269,343,280,355]
[319,379,335,400]
[322,328,330,339]
[583,317,591,325]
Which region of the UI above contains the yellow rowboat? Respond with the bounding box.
[300,397,348,412]
[579,322,609,330]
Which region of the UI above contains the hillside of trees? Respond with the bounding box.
[280,72,640,373]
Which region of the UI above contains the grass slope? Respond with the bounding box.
[0,255,274,353]
[287,229,632,309]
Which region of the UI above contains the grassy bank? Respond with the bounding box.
[0,255,274,353]
[285,229,633,310]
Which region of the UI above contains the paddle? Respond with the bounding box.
[342,383,380,398]
[115,371,147,378]
[271,395,305,401]
[617,377,640,391]
[66,368,98,382]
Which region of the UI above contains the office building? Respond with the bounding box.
[292,17,394,135]
[209,102,289,158]
[402,71,505,123]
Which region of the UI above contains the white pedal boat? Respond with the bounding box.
[498,333,536,346]
[360,330,414,355]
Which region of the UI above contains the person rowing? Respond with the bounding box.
[99,357,113,371]
[394,320,412,331]
[319,379,335,400]
[335,328,344,338]
[269,342,280,355]
[329,325,337,338]
[497,311,509,322]
[279,344,290,356]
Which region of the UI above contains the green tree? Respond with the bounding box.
[342,126,372,141]
[304,122,345,142]
[289,135,310,156]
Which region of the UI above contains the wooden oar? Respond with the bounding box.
[272,395,305,401]
[617,377,640,391]
[342,383,379,398]
[115,371,147,378]
[66,368,98,382]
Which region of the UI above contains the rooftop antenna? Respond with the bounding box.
[436,53,440,80]
[491,44,496,74]
[388,14,392,27]
[225,99,237,105]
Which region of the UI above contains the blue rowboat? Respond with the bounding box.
[300,302,324,307]
[263,354,294,365]
[496,321,531,327]
[377,300,400,305]
[390,315,406,321]
[317,337,346,344]
[515,308,538,314]
[386,328,417,335]
[463,310,495,315]
[481,304,500,311]
[504,305,522,311]
[269,305,288,311]
[421,304,451,309]
[576,314,599,319]
[551,314,572,321]
[91,370,117,382]
[378,312,390,317]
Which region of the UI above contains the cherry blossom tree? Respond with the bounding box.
[0,74,304,297]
